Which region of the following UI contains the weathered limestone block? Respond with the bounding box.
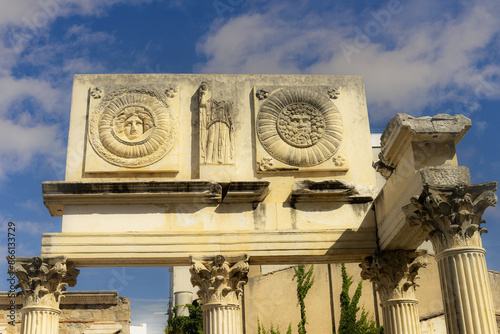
[375,113,471,176]
[361,251,427,334]
[374,113,473,251]
[42,74,378,267]
[376,165,471,250]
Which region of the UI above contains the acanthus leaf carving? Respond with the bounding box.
[9,256,79,308]
[190,255,249,304]
[360,250,427,302]
[403,182,497,253]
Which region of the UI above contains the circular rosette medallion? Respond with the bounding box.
[89,89,175,168]
[257,88,343,167]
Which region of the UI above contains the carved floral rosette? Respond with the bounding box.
[89,88,176,168]
[256,88,343,167]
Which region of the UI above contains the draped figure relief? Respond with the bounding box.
[198,82,235,164]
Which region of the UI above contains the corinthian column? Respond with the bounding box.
[361,250,427,334]
[9,256,79,334]
[404,182,498,334]
[190,255,249,334]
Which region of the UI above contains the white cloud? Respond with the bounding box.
[0,118,64,178]
[0,76,61,115]
[196,0,500,122]
[0,3,120,181]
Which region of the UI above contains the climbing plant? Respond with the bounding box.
[336,264,383,334]
[294,264,315,334]
[258,264,314,334]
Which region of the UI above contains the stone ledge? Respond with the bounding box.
[291,179,376,205]
[222,181,270,203]
[379,113,471,169]
[41,228,378,267]
[43,180,270,216]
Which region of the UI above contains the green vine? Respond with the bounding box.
[294,265,315,334]
[336,264,383,334]
[258,264,314,334]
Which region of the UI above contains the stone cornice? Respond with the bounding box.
[403,182,497,253]
[379,113,471,169]
[360,250,428,302]
[291,179,376,205]
[190,255,249,304]
[42,180,270,216]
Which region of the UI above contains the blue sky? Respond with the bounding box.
[0,0,499,332]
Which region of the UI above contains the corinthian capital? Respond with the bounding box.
[360,250,427,302]
[403,182,497,253]
[9,256,79,308]
[190,254,249,304]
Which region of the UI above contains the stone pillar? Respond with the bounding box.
[404,182,498,334]
[190,255,249,334]
[9,256,79,334]
[361,250,427,334]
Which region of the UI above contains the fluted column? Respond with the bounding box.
[9,256,79,334]
[404,182,498,334]
[361,250,427,334]
[190,255,249,334]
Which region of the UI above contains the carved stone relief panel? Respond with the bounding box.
[86,86,179,172]
[198,82,235,165]
[255,87,346,171]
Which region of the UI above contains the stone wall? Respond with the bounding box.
[0,291,130,334]
[244,258,500,333]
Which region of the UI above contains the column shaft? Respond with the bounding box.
[203,303,241,334]
[436,247,497,334]
[20,306,61,334]
[381,299,420,334]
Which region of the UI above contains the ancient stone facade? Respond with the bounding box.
[11,74,495,334]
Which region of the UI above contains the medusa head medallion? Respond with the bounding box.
[89,89,176,168]
[257,88,343,167]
